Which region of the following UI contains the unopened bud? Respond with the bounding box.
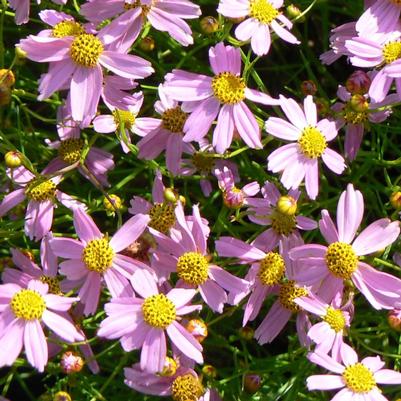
[5,150,23,168]
[223,188,244,209]
[287,4,303,19]
[390,191,401,209]
[200,16,219,34]
[159,356,178,377]
[103,194,123,213]
[315,97,331,116]
[349,94,369,113]
[186,319,208,343]
[53,392,72,401]
[164,188,178,203]
[202,364,217,378]
[276,195,297,216]
[15,46,27,65]
[0,69,15,87]
[139,36,155,52]
[239,326,254,341]
[61,351,84,374]
[388,309,401,332]
[178,195,186,206]
[300,80,317,96]
[345,71,371,95]
[243,373,262,394]
[0,84,11,106]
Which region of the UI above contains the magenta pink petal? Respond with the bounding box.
[50,237,84,258]
[0,188,26,216]
[215,236,265,260]
[319,209,339,244]
[73,208,102,243]
[199,279,227,313]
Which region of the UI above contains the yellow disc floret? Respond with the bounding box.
[70,34,103,68]
[278,281,308,312]
[40,275,62,295]
[148,203,176,234]
[258,252,285,286]
[10,289,46,320]
[270,210,296,236]
[342,363,376,393]
[82,238,114,273]
[58,138,84,164]
[176,252,209,285]
[142,293,176,329]
[192,152,215,174]
[124,0,151,14]
[112,109,136,130]
[162,106,187,133]
[159,356,178,377]
[323,306,346,332]
[249,0,279,24]
[171,374,204,401]
[298,126,327,159]
[212,72,246,104]
[325,242,358,279]
[382,41,401,64]
[53,20,85,38]
[25,177,57,202]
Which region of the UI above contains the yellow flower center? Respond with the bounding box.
[10,289,46,320]
[323,306,346,332]
[171,374,204,401]
[52,21,85,38]
[82,238,114,273]
[70,34,103,68]
[159,356,178,377]
[382,41,401,64]
[58,138,85,164]
[249,0,279,24]
[278,281,308,312]
[162,106,187,133]
[344,95,369,124]
[142,293,176,329]
[298,126,327,159]
[325,242,358,279]
[176,252,209,285]
[124,0,151,14]
[212,72,246,104]
[192,152,215,174]
[40,275,62,295]
[148,203,176,234]
[25,177,57,202]
[258,252,285,286]
[342,363,376,393]
[112,109,136,130]
[270,210,296,236]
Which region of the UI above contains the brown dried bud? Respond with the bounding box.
[200,16,219,34]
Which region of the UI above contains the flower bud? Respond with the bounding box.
[53,392,72,401]
[286,4,303,20]
[243,373,262,394]
[315,97,331,116]
[202,364,217,378]
[239,326,254,341]
[223,188,244,209]
[186,319,208,342]
[5,150,23,168]
[159,356,178,377]
[103,194,123,213]
[345,71,371,95]
[349,94,369,113]
[200,16,219,34]
[139,36,155,52]
[0,84,11,106]
[390,191,401,209]
[300,80,317,96]
[164,187,178,203]
[61,351,84,374]
[0,69,15,88]
[388,309,401,332]
[276,195,297,216]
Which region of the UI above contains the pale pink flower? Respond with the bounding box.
[289,184,401,309]
[9,0,67,25]
[0,280,83,372]
[98,268,203,373]
[217,0,299,56]
[266,95,346,200]
[307,344,401,401]
[49,208,150,315]
[164,42,279,154]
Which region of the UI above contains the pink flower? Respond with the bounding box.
[266,95,346,200]
[81,0,201,50]
[0,280,83,372]
[289,184,401,309]
[9,0,67,25]
[217,0,299,56]
[19,25,154,122]
[150,203,249,312]
[98,268,203,373]
[49,208,150,315]
[307,344,401,401]
[0,166,83,241]
[164,42,279,154]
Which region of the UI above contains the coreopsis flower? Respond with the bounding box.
[45,105,115,186]
[9,0,67,25]
[345,31,401,102]
[217,0,299,56]
[81,0,201,50]
[0,280,83,372]
[150,203,249,312]
[265,95,346,200]
[164,42,280,154]
[137,85,192,175]
[289,184,401,309]
[49,208,150,315]
[0,166,83,241]
[215,166,260,209]
[98,268,203,373]
[19,24,154,123]
[332,82,394,161]
[294,293,351,362]
[307,345,401,401]
[245,181,317,251]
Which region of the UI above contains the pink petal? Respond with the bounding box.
[306,375,344,390]
[24,319,48,372]
[140,328,166,373]
[42,309,84,342]
[130,269,158,299]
